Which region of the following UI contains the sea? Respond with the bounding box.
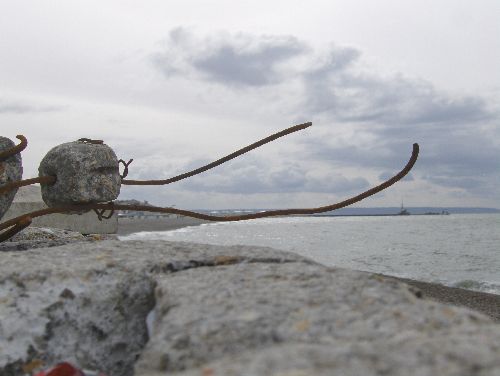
[120,213,500,295]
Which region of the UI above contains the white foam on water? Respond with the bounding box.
[119,214,500,295]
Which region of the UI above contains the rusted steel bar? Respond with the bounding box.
[118,159,133,179]
[0,143,418,241]
[0,135,28,161]
[121,143,418,220]
[78,138,103,144]
[0,216,32,242]
[122,122,312,186]
[0,175,56,196]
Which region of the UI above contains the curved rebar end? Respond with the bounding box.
[411,143,419,155]
[296,121,312,129]
[118,159,133,179]
[0,134,28,161]
[16,135,28,149]
[407,143,419,172]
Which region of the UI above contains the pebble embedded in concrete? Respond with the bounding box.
[0,137,23,220]
[38,140,121,208]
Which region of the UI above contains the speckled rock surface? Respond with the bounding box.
[1,240,499,376]
[0,137,23,219]
[0,241,306,376]
[156,339,500,376]
[0,226,117,252]
[38,141,121,208]
[137,262,500,376]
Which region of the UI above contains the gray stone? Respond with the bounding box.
[38,140,121,208]
[136,262,500,375]
[0,137,23,220]
[159,340,500,376]
[1,240,499,376]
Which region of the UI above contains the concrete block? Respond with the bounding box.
[3,186,117,234]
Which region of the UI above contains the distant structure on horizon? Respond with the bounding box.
[114,199,177,218]
[398,201,410,215]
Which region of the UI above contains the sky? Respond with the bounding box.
[1,0,499,209]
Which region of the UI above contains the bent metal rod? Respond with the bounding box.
[0,122,419,242]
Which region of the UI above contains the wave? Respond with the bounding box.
[118,226,198,241]
[452,280,500,295]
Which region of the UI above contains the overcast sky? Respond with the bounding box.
[1,0,499,209]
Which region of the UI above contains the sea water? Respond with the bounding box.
[120,214,500,295]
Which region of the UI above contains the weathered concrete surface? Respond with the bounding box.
[0,241,305,376]
[3,186,118,234]
[38,141,121,208]
[137,263,500,376]
[0,226,117,252]
[0,137,23,220]
[1,241,499,376]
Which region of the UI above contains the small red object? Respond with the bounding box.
[34,362,84,376]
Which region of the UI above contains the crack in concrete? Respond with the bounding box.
[148,256,306,274]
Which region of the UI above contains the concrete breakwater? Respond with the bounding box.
[1,240,500,376]
[3,186,117,235]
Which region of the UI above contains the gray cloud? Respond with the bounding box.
[150,29,499,202]
[303,59,494,127]
[298,46,499,199]
[301,127,500,198]
[177,156,369,195]
[153,28,307,87]
[153,29,494,128]
[192,40,305,86]
[423,174,499,199]
[0,99,65,114]
[379,171,414,182]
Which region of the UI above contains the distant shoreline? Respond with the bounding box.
[386,275,500,323]
[117,216,209,235]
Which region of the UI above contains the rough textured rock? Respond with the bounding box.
[157,340,500,376]
[38,140,121,208]
[0,241,305,376]
[0,226,117,252]
[1,240,499,376]
[0,137,23,219]
[137,263,500,375]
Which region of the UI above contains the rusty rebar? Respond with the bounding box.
[94,204,115,221]
[0,216,32,242]
[78,138,104,144]
[0,135,56,196]
[0,175,56,196]
[118,159,133,179]
[0,135,28,161]
[0,143,418,241]
[122,122,312,186]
